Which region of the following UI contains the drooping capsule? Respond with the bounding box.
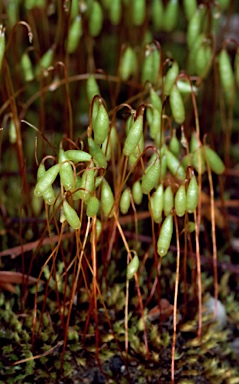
[157,214,173,257]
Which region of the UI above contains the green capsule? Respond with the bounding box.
[63,200,81,229]
[86,75,101,103]
[191,148,206,174]
[120,188,131,215]
[165,148,186,180]
[6,0,18,27]
[163,185,174,216]
[150,87,162,111]
[70,0,79,19]
[88,1,103,37]
[86,196,100,217]
[123,110,144,156]
[157,214,173,257]
[93,102,109,145]
[120,46,138,81]
[163,0,179,33]
[101,179,114,217]
[169,84,185,125]
[187,6,204,49]
[127,254,139,280]
[35,47,54,77]
[195,35,212,78]
[79,168,95,202]
[102,126,117,161]
[181,153,192,170]
[141,45,160,85]
[190,131,200,153]
[176,79,198,94]
[151,0,164,31]
[34,164,61,197]
[169,129,180,157]
[151,184,164,223]
[95,218,102,241]
[88,137,107,169]
[65,149,92,163]
[132,180,143,205]
[128,133,144,167]
[59,148,75,192]
[217,0,230,11]
[218,48,235,105]
[21,52,34,82]
[183,0,197,21]
[109,0,122,25]
[9,119,17,144]
[67,16,82,54]
[175,184,186,217]
[37,162,56,205]
[42,186,56,206]
[204,145,225,175]
[132,0,146,26]
[141,156,161,194]
[186,175,198,213]
[164,60,179,96]
[148,108,161,140]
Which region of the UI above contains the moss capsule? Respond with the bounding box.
[141,156,161,194]
[169,84,185,125]
[157,214,173,257]
[127,254,139,280]
[88,137,107,169]
[191,148,206,174]
[63,200,81,229]
[120,187,131,215]
[164,60,179,96]
[148,108,161,140]
[67,16,82,54]
[186,175,198,213]
[163,185,174,216]
[37,162,56,205]
[218,48,235,105]
[151,0,164,31]
[169,129,180,157]
[141,45,160,85]
[21,52,34,82]
[175,184,186,217]
[123,110,144,156]
[109,0,121,25]
[132,0,146,26]
[35,47,54,77]
[93,102,109,145]
[183,0,197,21]
[166,148,186,180]
[151,184,164,223]
[102,126,117,161]
[34,164,61,197]
[88,1,103,37]
[86,196,100,217]
[101,179,114,217]
[59,149,75,192]
[187,6,204,49]
[204,145,225,175]
[120,46,138,81]
[86,75,100,103]
[65,149,92,163]
[132,180,143,205]
[79,168,95,203]
[163,0,179,33]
